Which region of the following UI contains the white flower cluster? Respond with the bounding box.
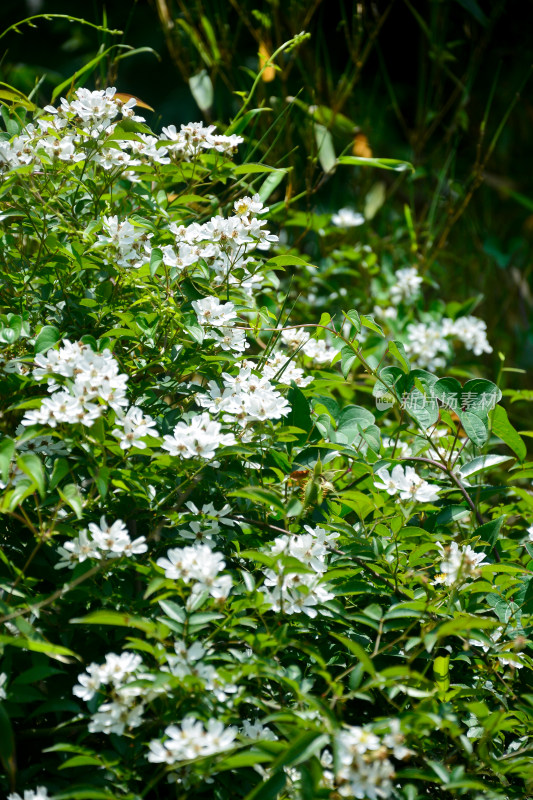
[197,364,291,426]
[162,412,236,460]
[331,208,365,228]
[0,88,243,175]
[22,341,128,428]
[335,722,410,799]
[403,321,452,371]
[261,526,339,618]
[192,296,248,355]
[73,651,152,736]
[161,121,243,159]
[56,516,147,569]
[168,194,278,296]
[148,716,237,765]
[446,315,492,356]
[47,87,143,133]
[164,639,238,702]
[280,328,340,365]
[156,543,232,605]
[389,267,423,305]
[112,406,158,450]
[97,215,153,270]
[404,315,492,370]
[434,541,487,587]
[374,464,440,503]
[8,788,49,800]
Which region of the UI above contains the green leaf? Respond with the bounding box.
[338,155,414,172]
[491,405,527,461]
[340,345,357,379]
[149,247,163,277]
[0,635,78,660]
[314,122,336,173]
[189,69,213,111]
[388,340,410,373]
[345,309,361,333]
[330,632,375,675]
[265,255,311,268]
[34,325,60,354]
[244,771,287,800]
[0,438,15,484]
[58,483,83,519]
[459,454,513,478]
[234,163,281,175]
[271,731,329,771]
[158,600,186,624]
[359,315,384,336]
[17,453,45,498]
[460,411,489,446]
[49,457,70,491]
[475,515,505,551]
[71,611,160,637]
[229,487,286,516]
[258,169,287,203]
[287,386,313,433]
[59,755,102,769]
[433,654,450,694]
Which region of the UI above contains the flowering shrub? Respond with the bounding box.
[0,85,532,800]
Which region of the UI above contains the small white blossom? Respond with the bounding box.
[331,208,365,228]
[434,542,487,587]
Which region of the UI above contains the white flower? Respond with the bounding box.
[88,700,145,736]
[23,342,129,429]
[8,787,50,800]
[192,296,238,328]
[337,726,381,759]
[211,326,249,354]
[301,337,339,365]
[162,413,236,460]
[404,321,451,371]
[389,267,422,305]
[331,208,365,228]
[88,516,148,557]
[335,726,399,800]
[147,716,237,764]
[374,464,440,503]
[55,517,147,569]
[241,720,278,740]
[112,406,158,450]
[447,315,492,356]
[374,465,404,495]
[0,672,7,700]
[434,542,487,586]
[156,543,232,602]
[280,328,311,350]
[72,663,102,701]
[234,194,267,217]
[55,530,100,570]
